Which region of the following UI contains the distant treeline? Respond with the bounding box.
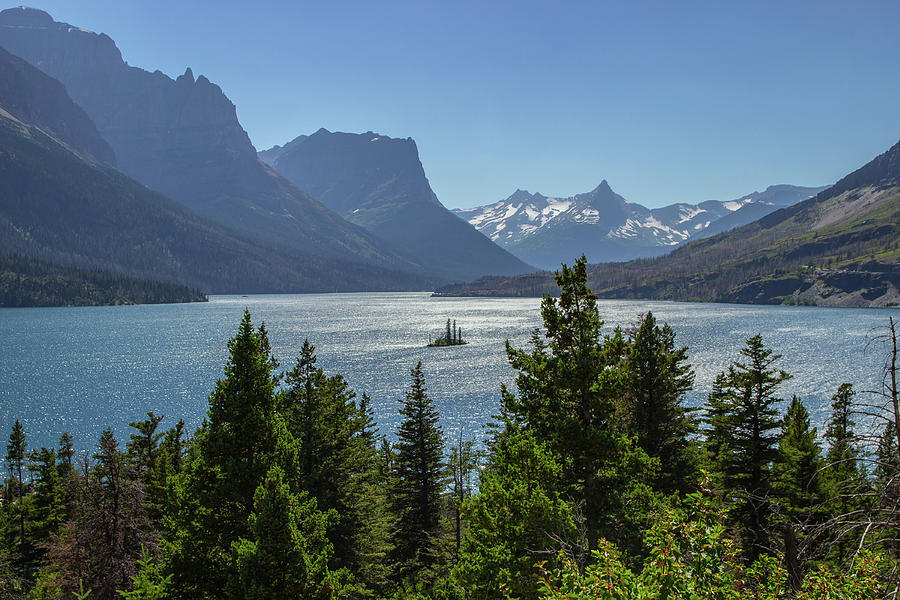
[0,252,207,307]
[2,257,899,599]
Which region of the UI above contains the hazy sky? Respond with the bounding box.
[10,0,900,209]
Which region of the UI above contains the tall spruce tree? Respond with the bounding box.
[623,312,697,494]
[4,420,28,574]
[281,339,385,586]
[823,383,867,562]
[390,361,446,583]
[164,310,305,599]
[502,256,646,554]
[703,334,790,560]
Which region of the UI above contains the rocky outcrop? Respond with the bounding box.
[261,128,534,282]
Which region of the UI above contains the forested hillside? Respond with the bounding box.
[0,252,206,307]
[2,258,898,598]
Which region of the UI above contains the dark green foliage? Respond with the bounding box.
[454,429,574,600]
[772,398,827,519]
[164,310,302,599]
[229,466,343,600]
[703,334,790,560]
[622,312,698,494]
[390,361,446,582]
[502,256,644,554]
[281,339,387,586]
[823,383,868,562]
[0,252,207,308]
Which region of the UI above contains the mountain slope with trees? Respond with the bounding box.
[0,104,430,295]
[0,7,422,277]
[437,139,900,307]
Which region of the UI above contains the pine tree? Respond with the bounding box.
[229,465,343,600]
[703,334,790,560]
[502,256,639,554]
[823,383,867,562]
[4,420,28,572]
[454,429,574,600]
[164,310,300,599]
[623,312,698,494]
[390,361,446,582]
[772,398,826,519]
[281,339,384,583]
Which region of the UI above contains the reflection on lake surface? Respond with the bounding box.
[1,293,897,451]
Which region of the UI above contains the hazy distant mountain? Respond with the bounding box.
[0,7,421,276]
[260,128,534,282]
[454,181,825,269]
[0,45,114,165]
[0,54,431,295]
[438,141,900,308]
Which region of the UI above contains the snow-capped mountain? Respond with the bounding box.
[453,181,826,269]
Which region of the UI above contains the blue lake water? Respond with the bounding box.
[0,293,897,454]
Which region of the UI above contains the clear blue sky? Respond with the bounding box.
[7,0,900,209]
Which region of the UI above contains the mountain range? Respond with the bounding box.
[0,6,424,276]
[0,38,429,295]
[454,181,825,269]
[437,140,900,307]
[260,129,533,282]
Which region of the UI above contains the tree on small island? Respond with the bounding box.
[427,318,467,347]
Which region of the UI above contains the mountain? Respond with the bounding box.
[454,181,825,269]
[259,128,534,282]
[0,7,421,276]
[437,141,900,307]
[0,45,114,165]
[0,59,430,295]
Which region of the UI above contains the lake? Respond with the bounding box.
[1,293,897,453]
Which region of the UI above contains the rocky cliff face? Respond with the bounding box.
[261,128,534,282]
[0,7,416,273]
[0,44,114,164]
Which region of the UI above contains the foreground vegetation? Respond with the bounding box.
[2,257,899,598]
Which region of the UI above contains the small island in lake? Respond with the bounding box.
[427,318,467,347]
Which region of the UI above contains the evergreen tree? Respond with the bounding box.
[772,398,827,519]
[823,383,867,562]
[281,339,385,585]
[40,429,152,600]
[127,412,165,519]
[622,312,698,494]
[4,420,29,574]
[447,434,478,565]
[454,429,574,600]
[229,465,343,600]
[390,361,446,583]
[703,334,790,560]
[164,310,300,599]
[502,256,639,554]
[28,448,66,556]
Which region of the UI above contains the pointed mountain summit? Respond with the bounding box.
[0,7,420,277]
[440,139,900,307]
[260,129,534,282]
[454,179,824,269]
